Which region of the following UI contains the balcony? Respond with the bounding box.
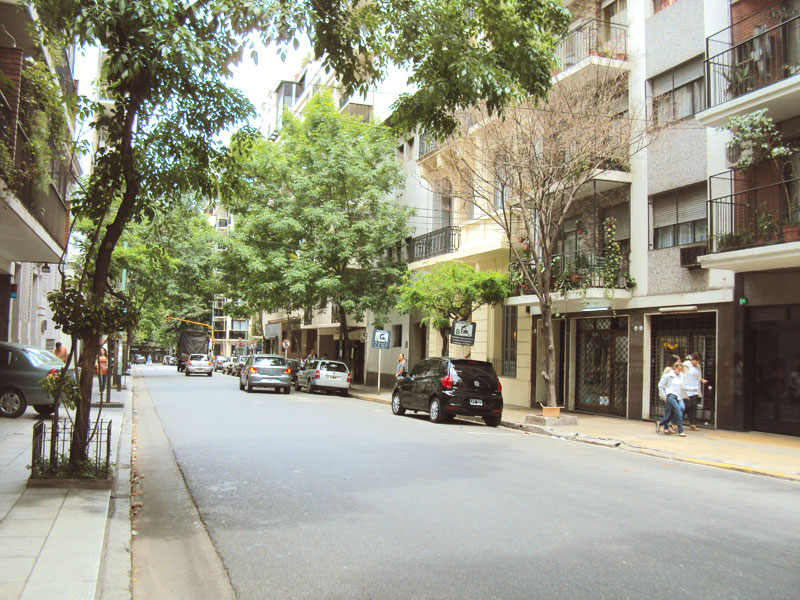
[698,5,800,127]
[0,89,70,263]
[701,171,800,272]
[339,101,372,123]
[553,19,629,85]
[407,226,460,262]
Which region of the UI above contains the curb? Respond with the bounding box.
[349,392,799,482]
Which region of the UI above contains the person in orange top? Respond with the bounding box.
[53,341,68,362]
[96,347,109,396]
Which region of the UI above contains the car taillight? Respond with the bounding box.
[347,372,351,382]
[284,368,291,374]
[249,366,257,373]
[314,370,320,379]
[497,380,502,392]
[208,361,212,365]
[188,361,192,366]
[441,376,453,390]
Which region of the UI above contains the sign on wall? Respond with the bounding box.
[372,329,391,349]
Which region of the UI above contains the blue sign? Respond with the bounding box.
[372,329,391,349]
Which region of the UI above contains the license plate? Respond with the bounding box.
[328,375,340,380]
[470,399,483,406]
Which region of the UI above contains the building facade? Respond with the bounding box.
[0,2,78,351]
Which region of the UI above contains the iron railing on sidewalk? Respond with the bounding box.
[31,418,112,478]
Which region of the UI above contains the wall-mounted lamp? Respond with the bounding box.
[40,263,51,273]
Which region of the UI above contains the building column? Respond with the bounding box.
[0,274,10,342]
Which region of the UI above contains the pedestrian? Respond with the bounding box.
[396,353,407,379]
[96,347,109,397]
[682,353,707,431]
[657,361,688,436]
[53,341,68,362]
[146,354,152,366]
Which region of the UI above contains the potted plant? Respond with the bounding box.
[755,210,779,243]
[721,109,798,242]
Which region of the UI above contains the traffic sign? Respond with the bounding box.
[372,329,391,349]
[450,320,476,346]
[281,338,291,350]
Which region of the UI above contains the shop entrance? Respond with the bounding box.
[575,317,629,416]
[750,305,800,436]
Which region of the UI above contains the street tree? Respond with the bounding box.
[33,0,568,463]
[424,71,648,406]
[223,91,411,362]
[394,262,511,356]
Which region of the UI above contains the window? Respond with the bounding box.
[652,0,679,14]
[603,203,631,255]
[494,160,510,210]
[434,179,452,228]
[501,306,518,378]
[392,324,402,347]
[557,217,579,255]
[651,183,708,249]
[651,58,705,125]
[231,319,249,331]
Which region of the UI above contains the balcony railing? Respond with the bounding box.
[407,226,460,262]
[512,247,631,295]
[705,6,800,110]
[554,19,628,73]
[707,173,800,253]
[0,90,70,251]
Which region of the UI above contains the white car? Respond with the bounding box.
[296,359,351,396]
[185,354,213,377]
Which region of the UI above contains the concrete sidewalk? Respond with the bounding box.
[0,383,132,600]
[349,384,800,481]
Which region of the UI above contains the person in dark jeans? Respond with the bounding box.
[682,352,707,431]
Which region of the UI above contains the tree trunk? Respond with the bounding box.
[540,302,559,408]
[338,305,349,366]
[439,328,449,357]
[72,334,99,464]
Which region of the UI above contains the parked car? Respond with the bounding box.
[222,357,237,375]
[296,359,351,396]
[185,354,213,377]
[391,358,503,426]
[132,354,146,365]
[239,354,291,394]
[0,342,74,418]
[286,359,301,384]
[233,355,249,377]
[214,355,228,372]
[162,355,175,366]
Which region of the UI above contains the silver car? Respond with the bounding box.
[0,342,74,418]
[239,355,291,394]
[296,360,350,396]
[185,354,213,377]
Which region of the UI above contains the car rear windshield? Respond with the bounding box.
[319,361,348,373]
[253,356,286,366]
[22,348,63,367]
[189,354,207,360]
[451,360,497,380]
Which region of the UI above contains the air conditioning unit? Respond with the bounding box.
[680,245,707,268]
[725,142,751,169]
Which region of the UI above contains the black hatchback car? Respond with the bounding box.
[391,358,503,426]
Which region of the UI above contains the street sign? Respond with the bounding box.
[450,320,476,346]
[372,329,391,349]
[281,338,291,350]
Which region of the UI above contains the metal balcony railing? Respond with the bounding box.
[707,172,800,252]
[705,4,800,109]
[407,226,460,262]
[511,247,631,295]
[554,19,628,73]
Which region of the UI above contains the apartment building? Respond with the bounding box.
[0,1,78,351]
[397,0,799,438]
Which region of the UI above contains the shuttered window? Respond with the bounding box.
[501,306,517,378]
[651,57,705,125]
[651,183,708,249]
[604,203,630,240]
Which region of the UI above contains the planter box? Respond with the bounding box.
[542,406,562,417]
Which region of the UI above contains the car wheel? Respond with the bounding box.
[284,386,291,395]
[208,371,212,377]
[305,379,314,394]
[246,378,253,393]
[339,389,348,397]
[483,414,501,427]
[0,388,27,419]
[295,378,301,391]
[239,377,244,391]
[391,393,406,415]
[33,405,55,416]
[185,370,190,376]
[429,397,447,423]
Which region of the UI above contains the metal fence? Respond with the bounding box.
[31,418,112,478]
[554,19,628,73]
[407,226,460,262]
[705,9,800,109]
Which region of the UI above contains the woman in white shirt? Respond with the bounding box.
[657,361,688,436]
[682,352,707,431]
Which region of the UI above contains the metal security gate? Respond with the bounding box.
[575,317,629,416]
[650,312,716,425]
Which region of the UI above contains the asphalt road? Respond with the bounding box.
[137,365,800,600]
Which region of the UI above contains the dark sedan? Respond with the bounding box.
[391,357,503,426]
